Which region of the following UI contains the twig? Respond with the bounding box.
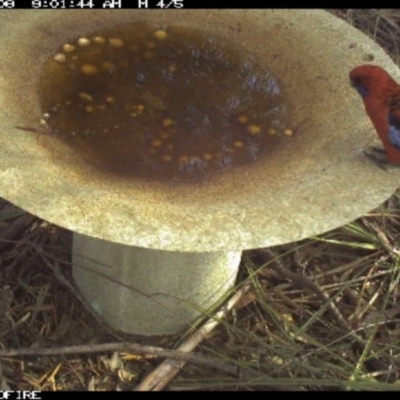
[0,341,243,378]
[134,283,251,391]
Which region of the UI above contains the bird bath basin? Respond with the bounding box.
[0,10,399,335]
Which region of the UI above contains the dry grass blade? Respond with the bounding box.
[0,341,246,377]
[134,283,250,391]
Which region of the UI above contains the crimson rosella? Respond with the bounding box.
[350,64,400,165]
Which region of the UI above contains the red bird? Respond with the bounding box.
[350,64,400,166]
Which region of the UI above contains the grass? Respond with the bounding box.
[1,9,400,391]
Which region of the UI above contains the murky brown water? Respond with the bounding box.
[38,22,292,182]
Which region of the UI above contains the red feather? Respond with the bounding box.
[350,64,400,164]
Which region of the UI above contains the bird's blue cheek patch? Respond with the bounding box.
[388,117,400,149]
[353,84,370,98]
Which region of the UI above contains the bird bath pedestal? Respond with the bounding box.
[0,10,400,335]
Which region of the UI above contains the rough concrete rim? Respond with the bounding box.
[0,9,399,252]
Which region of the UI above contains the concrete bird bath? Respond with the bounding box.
[0,10,399,335]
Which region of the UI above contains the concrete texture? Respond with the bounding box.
[73,233,241,335]
[0,10,399,252]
